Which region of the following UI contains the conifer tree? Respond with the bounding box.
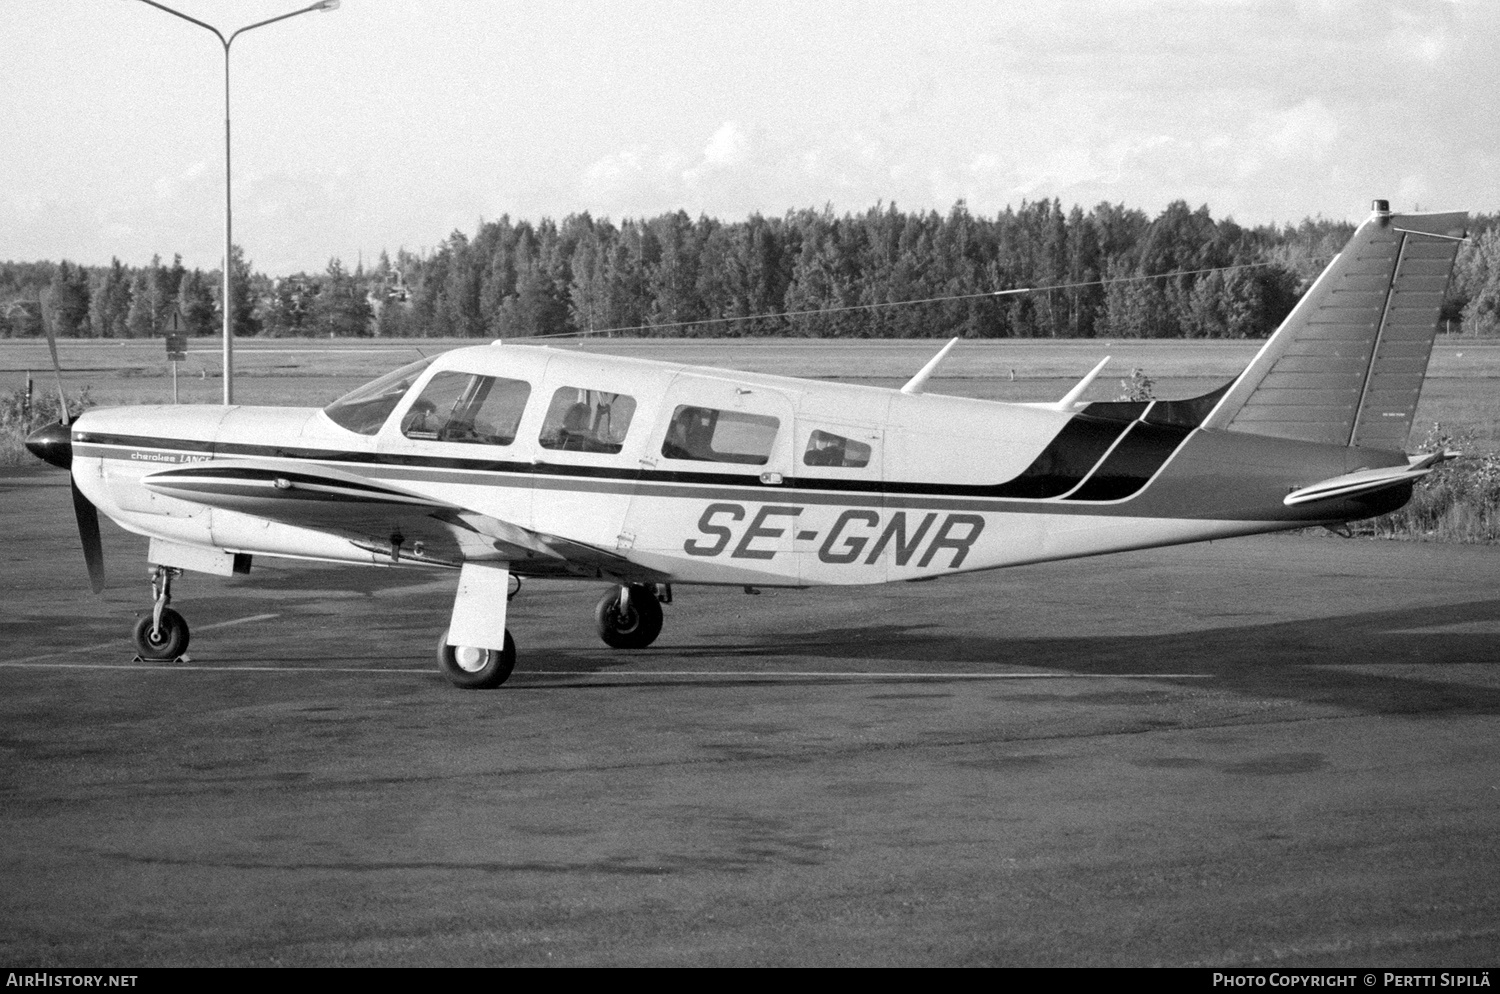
[44,261,92,337]
[89,258,132,338]
[177,270,219,336]
[125,270,156,337]
[214,244,261,337]
[311,258,373,337]
[1456,227,1500,336]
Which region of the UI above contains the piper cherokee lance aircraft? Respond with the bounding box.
[26,201,1468,688]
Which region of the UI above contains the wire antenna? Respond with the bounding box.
[526,262,1270,341]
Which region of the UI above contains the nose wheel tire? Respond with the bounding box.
[595,585,664,649]
[436,628,516,689]
[133,608,190,660]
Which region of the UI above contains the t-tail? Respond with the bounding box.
[1201,200,1469,453]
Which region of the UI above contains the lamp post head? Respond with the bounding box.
[316,0,339,9]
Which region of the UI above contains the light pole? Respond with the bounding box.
[129,0,340,405]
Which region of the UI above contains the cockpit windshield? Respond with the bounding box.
[322,356,436,435]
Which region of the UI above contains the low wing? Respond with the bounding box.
[1283,451,1453,507]
[139,461,665,581]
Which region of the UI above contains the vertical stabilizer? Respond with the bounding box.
[1203,202,1467,450]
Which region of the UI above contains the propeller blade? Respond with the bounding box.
[37,307,99,591]
[71,477,105,595]
[41,308,70,427]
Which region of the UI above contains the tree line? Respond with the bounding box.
[0,246,372,340]
[4,200,1496,341]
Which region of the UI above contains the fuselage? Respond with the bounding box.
[67,342,1411,588]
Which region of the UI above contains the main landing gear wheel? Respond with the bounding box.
[436,628,516,689]
[595,584,664,649]
[133,607,190,660]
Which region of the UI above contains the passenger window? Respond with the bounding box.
[803,429,871,468]
[661,405,780,465]
[538,388,636,454]
[401,371,530,445]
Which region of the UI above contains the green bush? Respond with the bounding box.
[1360,423,1500,543]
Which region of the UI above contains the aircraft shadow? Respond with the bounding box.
[533,597,1500,718]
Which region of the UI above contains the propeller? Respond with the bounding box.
[25,312,106,594]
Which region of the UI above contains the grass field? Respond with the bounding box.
[3,336,1497,540]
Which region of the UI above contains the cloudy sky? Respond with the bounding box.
[3,0,1495,275]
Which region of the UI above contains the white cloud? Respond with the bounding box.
[1226,98,1342,187]
[1264,100,1340,160]
[701,121,749,169]
[800,149,825,179]
[151,160,208,200]
[584,149,648,189]
[583,123,785,215]
[1397,173,1436,210]
[1385,8,1453,64]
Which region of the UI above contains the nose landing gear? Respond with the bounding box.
[436,628,517,689]
[436,561,516,689]
[133,565,190,661]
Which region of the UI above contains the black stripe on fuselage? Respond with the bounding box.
[985,415,1131,498]
[144,465,443,506]
[1064,422,1195,502]
[150,465,408,494]
[75,418,1190,504]
[795,415,1133,498]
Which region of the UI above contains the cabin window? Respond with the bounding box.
[661,405,780,465]
[401,371,531,445]
[538,387,636,454]
[323,356,436,435]
[803,429,872,468]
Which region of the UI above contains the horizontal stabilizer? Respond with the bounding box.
[1282,450,1452,506]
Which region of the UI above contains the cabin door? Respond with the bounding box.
[622,375,797,583]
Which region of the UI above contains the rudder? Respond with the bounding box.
[1202,201,1468,451]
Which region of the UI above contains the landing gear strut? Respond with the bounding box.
[595,583,665,649]
[436,562,516,689]
[133,565,190,660]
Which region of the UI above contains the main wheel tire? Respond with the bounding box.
[133,608,190,660]
[436,628,516,689]
[594,585,663,649]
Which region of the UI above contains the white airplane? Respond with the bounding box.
[26,201,1468,688]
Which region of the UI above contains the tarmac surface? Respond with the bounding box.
[2,464,1498,966]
